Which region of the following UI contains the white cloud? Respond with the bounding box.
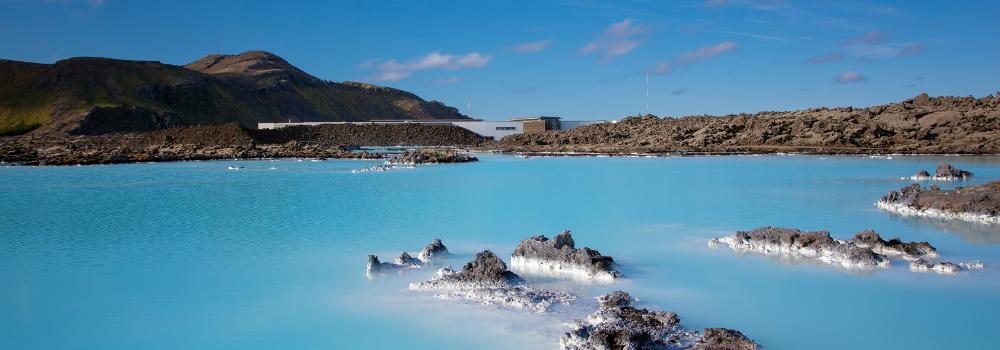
[578,18,651,64]
[897,44,925,57]
[510,39,555,53]
[371,71,412,82]
[356,59,379,69]
[652,41,739,75]
[836,30,888,47]
[360,51,493,82]
[833,71,868,84]
[805,52,845,64]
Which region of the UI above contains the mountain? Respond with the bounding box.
[0,51,468,136]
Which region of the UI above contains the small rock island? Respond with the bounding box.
[908,163,974,181]
[561,291,760,350]
[510,230,622,283]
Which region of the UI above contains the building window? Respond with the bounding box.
[495,127,516,130]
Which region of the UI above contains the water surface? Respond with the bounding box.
[2,155,998,349]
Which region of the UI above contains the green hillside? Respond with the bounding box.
[0,51,467,136]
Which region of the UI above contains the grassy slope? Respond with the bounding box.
[0,55,465,136]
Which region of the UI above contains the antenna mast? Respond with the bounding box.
[467,95,470,118]
[646,68,649,116]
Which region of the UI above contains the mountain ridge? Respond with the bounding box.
[0,51,468,136]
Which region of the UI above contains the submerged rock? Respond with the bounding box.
[716,227,891,276]
[909,259,963,275]
[560,291,759,350]
[418,238,450,262]
[510,230,622,283]
[410,250,575,313]
[877,181,1000,224]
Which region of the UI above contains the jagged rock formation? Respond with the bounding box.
[418,238,450,262]
[0,123,485,166]
[409,250,576,313]
[909,163,974,180]
[852,230,938,261]
[388,150,479,164]
[0,51,468,137]
[878,182,1000,224]
[560,291,759,350]
[713,227,978,277]
[500,93,1000,154]
[510,230,622,283]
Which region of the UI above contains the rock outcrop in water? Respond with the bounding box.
[388,150,478,164]
[366,239,451,282]
[418,238,450,262]
[560,291,759,350]
[908,163,974,180]
[878,182,1000,224]
[713,227,980,276]
[713,227,891,276]
[409,250,576,313]
[510,230,622,283]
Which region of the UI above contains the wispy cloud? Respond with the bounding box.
[804,52,845,64]
[671,88,688,96]
[360,51,493,82]
[721,30,788,42]
[897,44,925,57]
[509,39,555,53]
[835,30,888,47]
[652,41,739,75]
[833,71,868,84]
[702,0,787,11]
[511,86,538,95]
[578,18,652,64]
[427,77,471,86]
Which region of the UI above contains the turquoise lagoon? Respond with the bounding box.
[2,155,999,349]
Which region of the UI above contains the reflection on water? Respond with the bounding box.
[881,209,1000,245]
[716,245,888,277]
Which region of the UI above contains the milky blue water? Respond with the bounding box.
[2,155,999,349]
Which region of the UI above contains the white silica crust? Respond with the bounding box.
[876,200,1000,225]
[717,235,891,273]
[509,256,618,284]
[409,278,575,313]
[906,175,969,181]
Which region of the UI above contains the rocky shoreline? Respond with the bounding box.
[0,123,480,166]
[498,93,1000,155]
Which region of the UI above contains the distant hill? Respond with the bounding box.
[0,51,468,136]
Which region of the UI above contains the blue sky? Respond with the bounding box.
[2,0,998,121]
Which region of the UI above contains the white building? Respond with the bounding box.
[257,117,612,140]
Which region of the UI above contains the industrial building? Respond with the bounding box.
[257,116,612,139]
